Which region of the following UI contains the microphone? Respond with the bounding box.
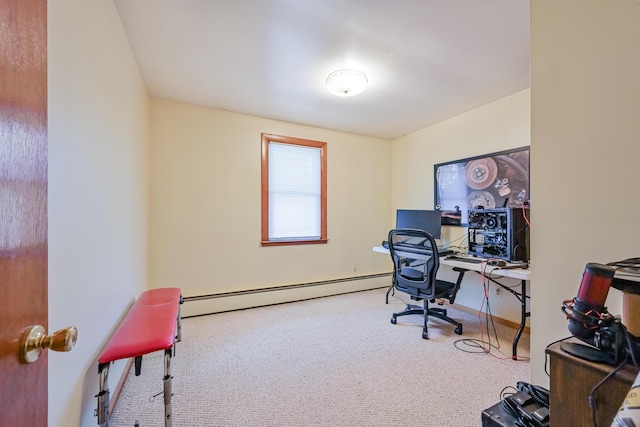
[562,263,616,339]
[561,262,640,366]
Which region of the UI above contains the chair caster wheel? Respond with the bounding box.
[390,316,397,324]
[455,326,463,335]
[422,331,429,339]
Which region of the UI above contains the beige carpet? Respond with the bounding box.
[109,287,530,426]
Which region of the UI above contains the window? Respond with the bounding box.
[261,133,327,246]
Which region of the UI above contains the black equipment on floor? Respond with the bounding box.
[482,382,549,427]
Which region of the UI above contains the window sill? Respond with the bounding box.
[261,239,328,247]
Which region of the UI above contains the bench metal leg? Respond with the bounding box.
[176,295,183,342]
[97,363,110,427]
[163,348,173,427]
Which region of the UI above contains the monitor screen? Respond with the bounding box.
[395,209,442,239]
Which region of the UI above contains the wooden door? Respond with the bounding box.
[0,0,49,425]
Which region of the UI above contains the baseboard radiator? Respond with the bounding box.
[181,273,391,317]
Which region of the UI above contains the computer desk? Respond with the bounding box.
[372,245,530,360]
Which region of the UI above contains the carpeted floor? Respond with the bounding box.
[109,287,530,426]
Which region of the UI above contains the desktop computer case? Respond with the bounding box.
[467,207,529,262]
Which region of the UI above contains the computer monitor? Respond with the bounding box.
[395,209,442,239]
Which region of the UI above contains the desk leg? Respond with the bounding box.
[512,279,530,360]
[385,269,396,304]
[473,271,529,360]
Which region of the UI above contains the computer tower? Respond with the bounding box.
[467,207,530,262]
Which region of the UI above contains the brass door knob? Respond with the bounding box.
[20,325,78,363]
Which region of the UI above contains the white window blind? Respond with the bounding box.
[268,142,321,240]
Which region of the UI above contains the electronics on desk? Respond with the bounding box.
[437,247,455,257]
[380,240,455,258]
[392,209,460,255]
[445,255,484,264]
[467,207,530,262]
[395,209,442,239]
[404,236,426,245]
[436,205,462,226]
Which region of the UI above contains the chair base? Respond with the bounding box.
[391,301,463,339]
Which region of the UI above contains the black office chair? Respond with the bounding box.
[387,228,465,339]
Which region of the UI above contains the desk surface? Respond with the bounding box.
[372,245,531,281]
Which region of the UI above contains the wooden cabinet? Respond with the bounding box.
[546,341,638,426]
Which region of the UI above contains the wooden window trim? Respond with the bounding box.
[261,133,327,246]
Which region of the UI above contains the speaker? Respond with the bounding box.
[467,207,530,262]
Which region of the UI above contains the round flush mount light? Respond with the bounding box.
[325,69,368,97]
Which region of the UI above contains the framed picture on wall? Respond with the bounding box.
[434,146,530,226]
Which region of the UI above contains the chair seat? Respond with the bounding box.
[388,228,465,339]
[397,277,455,300]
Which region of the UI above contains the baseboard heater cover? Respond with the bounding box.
[182,273,391,317]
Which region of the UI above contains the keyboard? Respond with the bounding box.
[444,255,484,264]
[437,248,455,257]
[382,241,454,258]
[381,240,433,255]
[394,242,432,252]
[404,236,426,245]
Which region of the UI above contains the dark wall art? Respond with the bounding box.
[434,146,530,226]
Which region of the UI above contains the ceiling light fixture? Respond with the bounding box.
[325,69,368,97]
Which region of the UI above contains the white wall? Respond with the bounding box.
[530,0,640,386]
[48,0,149,425]
[45,1,640,420]
[391,89,531,322]
[148,99,392,314]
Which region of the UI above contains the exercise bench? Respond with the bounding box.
[96,287,183,427]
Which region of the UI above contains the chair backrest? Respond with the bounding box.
[388,228,440,299]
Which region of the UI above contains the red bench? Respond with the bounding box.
[96,287,183,427]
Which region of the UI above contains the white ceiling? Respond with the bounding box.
[113,0,530,140]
